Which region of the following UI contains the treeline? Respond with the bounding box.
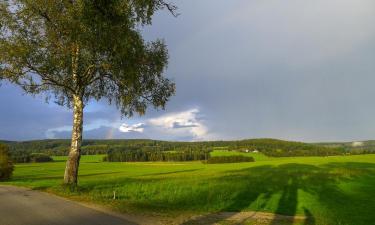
[207,156,254,164]
[263,148,343,157]
[8,151,53,163]
[4,140,109,156]
[1,138,361,158]
[316,141,375,155]
[105,147,211,162]
[228,139,346,157]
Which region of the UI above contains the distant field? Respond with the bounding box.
[53,154,105,162]
[210,150,270,161]
[3,154,375,225]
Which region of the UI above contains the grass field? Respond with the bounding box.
[3,154,375,225]
[210,150,271,161]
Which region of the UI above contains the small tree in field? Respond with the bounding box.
[0,0,176,186]
[0,143,14,181]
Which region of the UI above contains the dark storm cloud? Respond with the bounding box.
[0,84,120,140]
[0,84,70,140]
[143,0,375,142]
[1,0,375,141]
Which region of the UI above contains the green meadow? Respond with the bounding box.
[3,153,375,225]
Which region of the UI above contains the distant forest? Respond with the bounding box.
[2,138,372,163]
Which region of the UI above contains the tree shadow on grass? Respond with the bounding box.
[182,162,375,225]
[140,168,203,177]
[303,208,315,225]
[25,160,373,225]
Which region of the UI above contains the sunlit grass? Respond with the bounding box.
[4,154,375,225]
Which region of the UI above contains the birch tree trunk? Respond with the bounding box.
[63,94,83,185]
[64,44,82,186]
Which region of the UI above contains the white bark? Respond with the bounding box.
[63,94,83,185]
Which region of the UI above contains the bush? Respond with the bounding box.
[0,144,14,181]
[30,153,53,163]
[10,150,31,163]
[106,148,211,162]
[206,155,255,164]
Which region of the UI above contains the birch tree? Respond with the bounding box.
[0,0,176,186]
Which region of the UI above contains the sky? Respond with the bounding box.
[1,0,375,142]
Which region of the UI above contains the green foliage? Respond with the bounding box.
[317,140,375,154]
[0,143,14,181]
[9,151,53,163]
[30,153,53,163]
[206,155,255,164]
[9,150,31,163]
[0,1,176,115]
[106,147,210,162]
[227,139,345,157]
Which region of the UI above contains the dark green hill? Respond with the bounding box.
[2,138,347,157]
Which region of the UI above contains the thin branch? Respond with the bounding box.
[82,64,99,85]
[25,61,75,93]
[161,2,179,17]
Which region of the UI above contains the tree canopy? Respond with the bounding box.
[0,0,176,116]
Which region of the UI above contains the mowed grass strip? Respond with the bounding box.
[4,154,375,225]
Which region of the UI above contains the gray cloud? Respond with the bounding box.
[1,0,375,142]
[172,122,198,129]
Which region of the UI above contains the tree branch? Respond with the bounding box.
[25,61,75,93]
[161,2,179,17]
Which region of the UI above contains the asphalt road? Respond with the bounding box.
[0,185,137,225]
